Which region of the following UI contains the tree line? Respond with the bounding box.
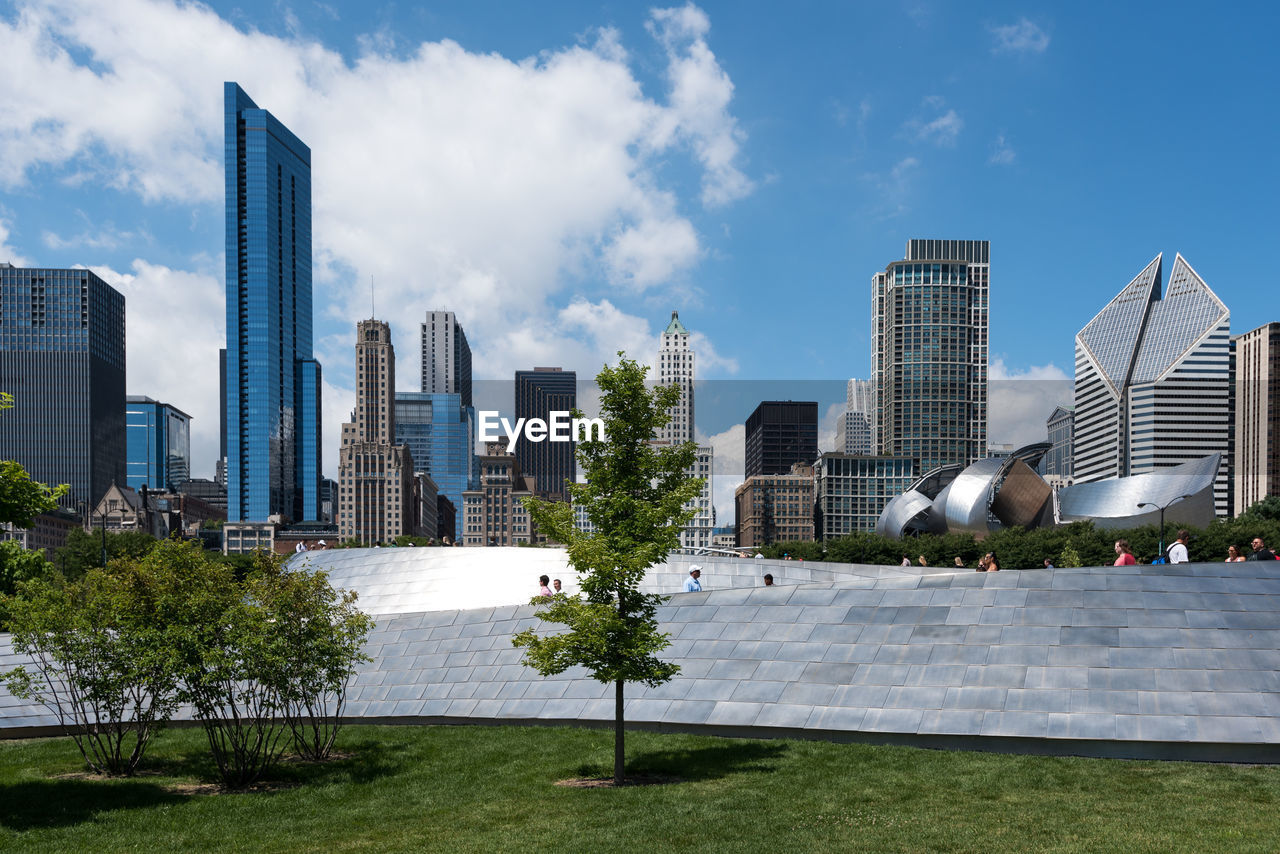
[760,496,1280,568]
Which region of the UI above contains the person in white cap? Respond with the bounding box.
[683,566,702,592]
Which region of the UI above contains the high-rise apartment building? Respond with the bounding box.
[223,82,322,522]
[1233,322,1280,516]
[514,367,576,501]
[337,319,415,544]
[394,391,475,521]
[872,239,988,470]
[744,401,818,478]
[421,310,472,408]
[126,396,192,492]
[814,454,917,539]
[1074,253,1231,515]
[0,265,125,508]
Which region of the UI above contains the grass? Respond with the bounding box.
[0,724,1277,852]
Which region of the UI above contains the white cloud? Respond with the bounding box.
[0,1,755,481]
[989,18,1050,55]
[862,156,919,218]
[905,98,963,147]
[90,259,225,480]
[988,357,1072,448]
[989,133,1016,165]
[43,216,152,251]
[647,3,753,207]
[0,0,753,350]
[0,213,30,266]
[699,421,744,525]
[818,401,844,453]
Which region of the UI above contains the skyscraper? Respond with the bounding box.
[1074,253,1231,515]
[126,396,192,492]
[395,392,475,522]
[653,311,714,552]
[872,239,989,470]
[338,319,415,544]
[1234,322,1280,516]
[421,310,472,408]
[835,378,873,455]
[1045,405,1074,486]
[223,82,322,523]
[0,264,125,509]
[514,367,576,501]
[744,401,818,478]
[656,311,694,445]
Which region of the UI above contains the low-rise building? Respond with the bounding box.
[734,462,815,548]
[461,443,536,546]
[814,454,917,539]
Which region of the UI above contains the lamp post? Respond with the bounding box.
[1137,494,1192,559]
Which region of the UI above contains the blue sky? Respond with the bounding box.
[2,0,1277,518]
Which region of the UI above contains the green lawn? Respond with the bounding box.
[0,724,1277,852]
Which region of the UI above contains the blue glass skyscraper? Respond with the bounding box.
[125,395,192,492]
[394,392,475,517]
[224,82,322,522]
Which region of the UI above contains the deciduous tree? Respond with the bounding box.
[512,354,701,785]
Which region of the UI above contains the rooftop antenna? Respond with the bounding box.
[370,275,375,319]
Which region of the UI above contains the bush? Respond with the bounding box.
[3,550,186,776]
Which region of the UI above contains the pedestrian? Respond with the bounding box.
[1225,545,1246,562]
[763,573,774,586]
[1113,539,1137,566]
[1167,530,1190,564]
[900,555,911,567]
[983,552,1000,572]
[294,541,307,554]
[683,567,703,592]
[1043,558,1054,569]
[552,578,563,593]
[917,555,928,567]
[538,575,552,597]
[1248,537,1277,561]
[953,556,965,568]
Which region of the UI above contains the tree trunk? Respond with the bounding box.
[614,679,625,785]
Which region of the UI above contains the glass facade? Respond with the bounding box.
[224,83,321,522]
[815,454,917,538]
[744,401,819,478]
[872,240,988,472]
[394,392,475,517]
[125,396,192,492]
[514,368,576,501]
[0,266,125,509]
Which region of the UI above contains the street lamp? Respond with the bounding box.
[1137,494,1192,560]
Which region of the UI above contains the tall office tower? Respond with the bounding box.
[656,311,695,444]
[1233,322,1280,516]
[1045,405,1075,486]
[421,310,472,408]
[223,82,322,523]
[872,239,989,470]
[0,265,125,509]
[744,401,819,478]
[395,391,475,521]
[1074,253,1231,515]
[337,319,415,544]
[514,367,577,501]
[652,311,714,552]
[835,378,874,455]
[216,348,227,486]
[125,396,192,492]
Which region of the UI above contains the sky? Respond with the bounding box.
[2,0,1277,523]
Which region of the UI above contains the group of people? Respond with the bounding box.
[536,575,563,596]
[1114,532,1279,565]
